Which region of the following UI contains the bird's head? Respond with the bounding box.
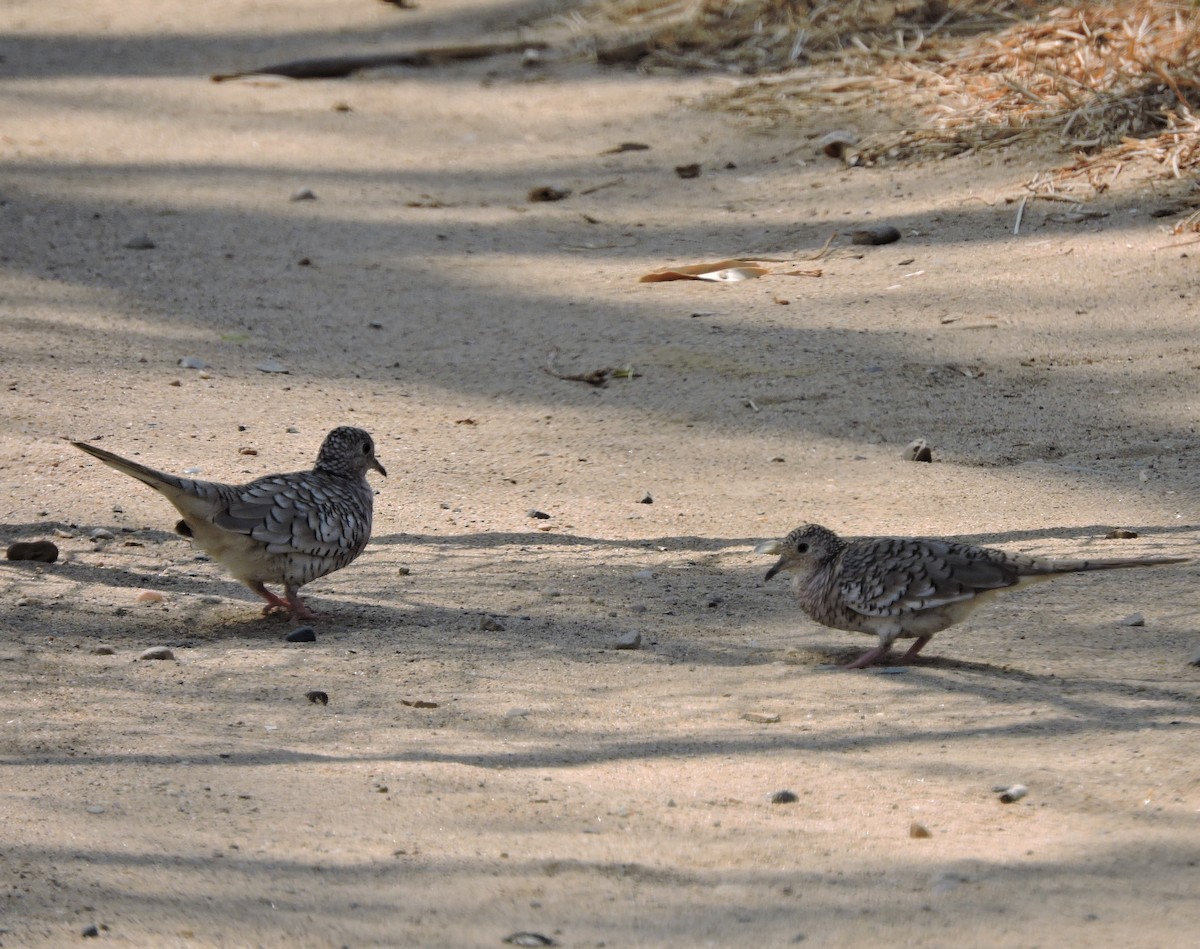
[315,427,387,479]
[756,523,843,582]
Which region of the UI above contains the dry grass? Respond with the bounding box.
[576,0,1200,199]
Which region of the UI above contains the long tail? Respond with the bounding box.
[72,441,183,494]
[1038,555,1189,574]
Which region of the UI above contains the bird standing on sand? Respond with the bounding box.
[757,523,1187,669]
[72,427,386,620]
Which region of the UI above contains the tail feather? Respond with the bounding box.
[1035,556,1189,574]
[72,441,184,494]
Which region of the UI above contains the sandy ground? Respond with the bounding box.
[3,1,1200,946]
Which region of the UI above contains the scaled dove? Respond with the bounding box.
[73,427,386,619]
[758,523,1187,668]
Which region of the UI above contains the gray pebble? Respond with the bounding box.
[82,924,100,938]
[503,933,556,947]
[770,790,798,804]
[290,188,317,201]
[138,646,175,661]
[1189,646,1200,666]
[818,129,857,158]
[178,356,209,370]
[742,712,780,724]
[703,593,723,608]
[89,527,116,540]
[851,225,901,246]
[527,509,551,519]
[613,630,642,650]
[902,438,933,462]
[124,234,155,249]
[285,627,316,643]
[995,783,1028,803]
[92,645,116,656]
[479,616,506,632]
[254,359,289,374]
[638,491,654,504]
[1117,612,1145,627]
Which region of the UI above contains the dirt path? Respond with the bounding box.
[3,1,1200,946]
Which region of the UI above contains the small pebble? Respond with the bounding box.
[285,627,317,643]
[1105,528,1139,539]
[613,630,642,650]
[909,822,932,839]
[902,438,933,462]
[81,924,100,938]
[674,163,701,179]
[638,491,654,504]
[1117,612,1145,627]
[255,359,289,374]
[503,934,556,947]
[86,805,106,815]
[124,234,155,249]
[632,569,655,580]
[1188,646,1200,666]
[769,790,798,804]
[742,711,780,724]
[178,356,209,370]
[703,593,723,608]
[851,225,901,246]
[290,187,317,201]
[527,509,551,519]
[91,645,116,656]
[479,616,506,632]
[136,590,165,603]
[818,129,858,158]
[238,447,258,456]
[995,783,1028,803]
[397,566,411,575]
[6,540,59,563]
[138,646,175,661]
[527,185,570,202]
[90,528,115,540]
[306,690,329,705]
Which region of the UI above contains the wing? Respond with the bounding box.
[211,472,371,561]
[838,538,1021,618]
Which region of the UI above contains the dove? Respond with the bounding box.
[72,427,386,620]
[757,523,1187,668]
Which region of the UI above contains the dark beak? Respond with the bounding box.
[371,458,387,477]
[756,539,785,581]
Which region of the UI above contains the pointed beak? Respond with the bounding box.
[755,539,786,582]
[371,457,387,477]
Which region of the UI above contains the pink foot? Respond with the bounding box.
[250,582,320,621]
[844,644,892,669]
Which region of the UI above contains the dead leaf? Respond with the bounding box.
[640,259,769,283]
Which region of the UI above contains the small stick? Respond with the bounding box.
[1013,195,1028,235]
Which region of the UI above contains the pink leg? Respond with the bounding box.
[248,581,291,616]
[845,642,893,669]
[284,585,321,621]
[898,636,932,664]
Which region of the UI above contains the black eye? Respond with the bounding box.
[797,543,809,553]
[362,442,372,454]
